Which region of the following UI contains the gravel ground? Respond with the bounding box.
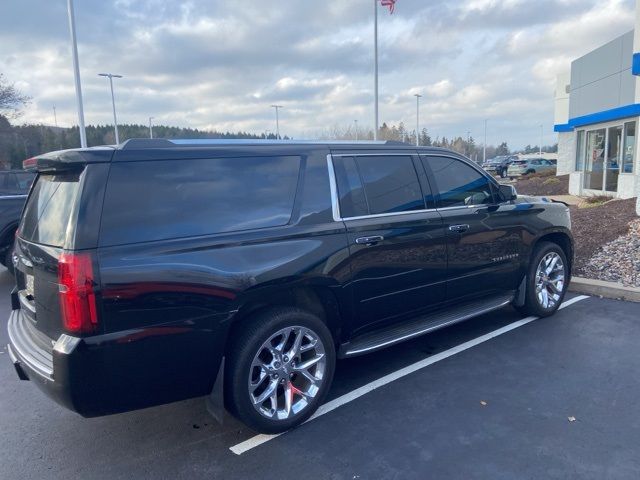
[513,173,639,286]
[514,174,569,196]
[580,219,640,287]
[570,198,639,277]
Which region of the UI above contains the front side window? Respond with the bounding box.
[423,156,495,208]
[100,156,300,245]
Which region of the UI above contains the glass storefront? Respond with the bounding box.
[583,129,605,190]
[578,119,636,192]
[622,121,636,173]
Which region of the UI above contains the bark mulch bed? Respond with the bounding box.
[514,174,569,196]
[570,198,639,275]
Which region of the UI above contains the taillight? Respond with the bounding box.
[23,157,37,170]
[58,252,98,334]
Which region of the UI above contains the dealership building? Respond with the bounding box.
[554,9,640,213]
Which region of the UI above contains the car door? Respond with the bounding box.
[330,152,447,335]
[421,154,523,303]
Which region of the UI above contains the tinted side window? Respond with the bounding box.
[355,155,424,215]
[424,156,494,208]
[19,173,81,247]
[0,173,17,194]
[100,156,300,245]
[16,172,35,192]
[333,157,368,218]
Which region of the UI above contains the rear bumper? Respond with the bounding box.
[7,309,80,412]
[7,306,228,417]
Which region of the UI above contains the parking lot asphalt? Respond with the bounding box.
[1,267,639,480]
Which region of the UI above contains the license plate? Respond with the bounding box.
[25,274,34,298]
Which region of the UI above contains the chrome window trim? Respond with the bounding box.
[340,208,439,222]
[326,154,342,222]
[330,152,417,157]
[326,153,440,222]
[0,194,28,200]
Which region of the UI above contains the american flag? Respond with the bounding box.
[380,0,396,14]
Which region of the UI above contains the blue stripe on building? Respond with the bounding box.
[632,52,640,75]
[554,103,640,132]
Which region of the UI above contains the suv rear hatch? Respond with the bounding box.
[14,148,112,341]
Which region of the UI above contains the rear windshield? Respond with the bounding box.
[99,156,301,245]
[19,173,81,247]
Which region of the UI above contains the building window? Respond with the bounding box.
[622,121,635,173]
[576,130,585,171]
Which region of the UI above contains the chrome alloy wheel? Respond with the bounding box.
[535,252,565,309]
[248,326,327,421]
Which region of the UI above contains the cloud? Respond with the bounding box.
[0,0,636,148]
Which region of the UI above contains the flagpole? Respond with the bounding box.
[374,0,379,141]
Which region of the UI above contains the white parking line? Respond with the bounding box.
[230,295,590,455]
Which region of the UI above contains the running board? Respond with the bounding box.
[339,293,514,358]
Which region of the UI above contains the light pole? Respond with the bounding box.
[66,0,86,147]
[354,120,358,141]
[414,94,422,146]
[149,116,154,139]
[373,0,379,141]
[98,73,123,144]
[483,119,487,163]
[539,124,543,156]
[271,105,282,139]
[53,105,58,128]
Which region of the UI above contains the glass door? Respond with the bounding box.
[584,129,605,190]
[605,125,622,192]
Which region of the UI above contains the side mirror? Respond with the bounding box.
[499,184,517,202]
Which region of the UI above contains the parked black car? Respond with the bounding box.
[482,155,517,178]
[0,170,36,274]
[7,140,573,433]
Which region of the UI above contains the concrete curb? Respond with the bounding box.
[569,276,640,303]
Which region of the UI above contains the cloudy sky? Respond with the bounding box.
[0,0,636,148]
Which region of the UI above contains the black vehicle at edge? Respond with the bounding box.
[0,170,36,273]
[7,139,573,433]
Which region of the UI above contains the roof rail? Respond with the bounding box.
[119,138,400,150]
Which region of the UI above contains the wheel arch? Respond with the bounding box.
[226,281,346,354]
[0,221,18,247]
[533,229,574,275]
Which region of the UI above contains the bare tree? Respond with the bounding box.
[0,74,31,119]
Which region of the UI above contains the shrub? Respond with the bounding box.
[584,195,614,204]
[543,177,560,185]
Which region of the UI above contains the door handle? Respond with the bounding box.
[449,224,470,233]
[355,235,384,246]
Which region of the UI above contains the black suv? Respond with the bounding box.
[7,139,572,433]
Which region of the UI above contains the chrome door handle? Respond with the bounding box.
[449,224,470,233]
[355,235,384,245]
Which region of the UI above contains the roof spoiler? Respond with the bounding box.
[23,147,115,172]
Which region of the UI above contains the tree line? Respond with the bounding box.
[0,117,286,168]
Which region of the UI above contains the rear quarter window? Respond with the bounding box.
[99,156,301,245]
[19,173,82,247]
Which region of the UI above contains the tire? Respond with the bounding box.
[225,307,336,434]
[515,241,569,317]
[526,169,535,175]
[500,169,507,179]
